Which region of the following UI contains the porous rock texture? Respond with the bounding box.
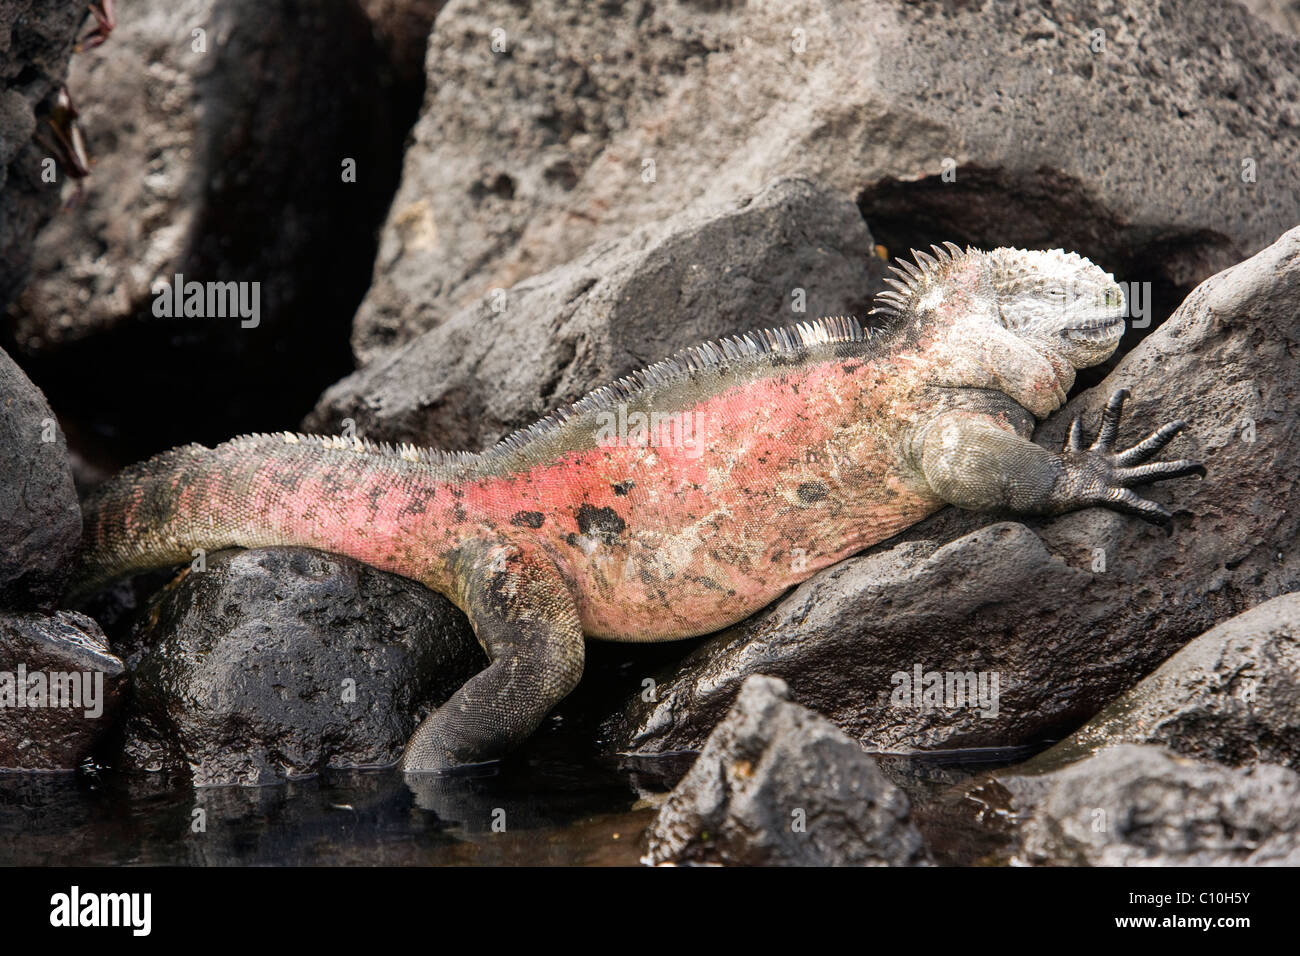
[350,0,1300,362]
[1002,744,1300,866]
[645,676,928,866]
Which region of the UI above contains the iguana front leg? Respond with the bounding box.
[911,389,1204,524]
[400,544,584,772]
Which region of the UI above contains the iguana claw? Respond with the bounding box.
[1059,388,1205,526]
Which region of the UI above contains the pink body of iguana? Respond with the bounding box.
[80,312,1062,641]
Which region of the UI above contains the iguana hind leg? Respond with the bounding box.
[400,544,584,772]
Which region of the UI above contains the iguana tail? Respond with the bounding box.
[66,434,434,604]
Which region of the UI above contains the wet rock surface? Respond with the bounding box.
[308,176,882,450]
[350,0,1300,361]
[0,0,83,311]
[0,610,125,770]
[117,548,482,786]
[999,745,1300,866]
[1027,593,1300,772]
[0,346,80,610]
[600,225,1300,757]
[4,0,400,459]
[645,676,928,866]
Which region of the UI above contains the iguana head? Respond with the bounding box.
[873,243,1127,370]
[982,246,1126,368]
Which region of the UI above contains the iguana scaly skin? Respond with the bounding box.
[70,244,1203,771]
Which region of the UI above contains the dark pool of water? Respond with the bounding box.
[0,735,659,866]
[0,729,1036,866]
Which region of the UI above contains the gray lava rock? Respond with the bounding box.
[119,547,482,786]
[645,676,928,866]
[1028,593,1300,771]
[0,346,80,610]
[6,0,398,456]
[0,0,83,311]
[308,176,882,450]
[1003,745,1300,866]
[1240,0,1300,36]
[350,0,1300,361]
[0,610,125,770]
[600,225,1300,757]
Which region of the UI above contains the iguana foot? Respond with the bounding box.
[1052,388,1205,525]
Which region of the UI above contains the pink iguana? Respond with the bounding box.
[70,244,1203,771]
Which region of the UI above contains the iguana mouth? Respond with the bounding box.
[1064,314,1125,340]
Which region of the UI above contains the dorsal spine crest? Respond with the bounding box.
[871,241,974,318]
[231,314,875,474]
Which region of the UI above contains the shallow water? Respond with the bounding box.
[0,764,656,867]
[0,733,1034,866]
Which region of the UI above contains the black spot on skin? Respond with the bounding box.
[564,533,579,547]
[797,481,829,503]
[510,510,545,528]
[612,481,634,496]
[577,504,626,543]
